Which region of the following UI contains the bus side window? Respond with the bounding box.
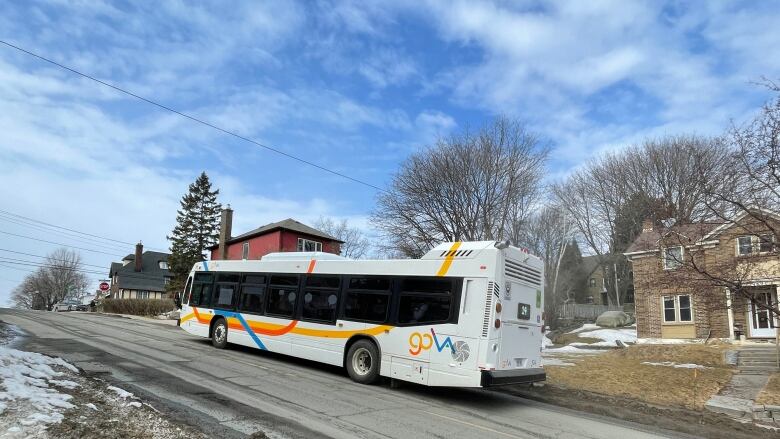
[266,275,299,317]
[191,273,214,308]
[301,276,341,324]
[397,278,454,325]
[343,276,391,323]
[213,273,240,310]
[239,274,267,315]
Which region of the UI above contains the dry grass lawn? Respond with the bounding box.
[545,344,734,410]
[757,373,780,406]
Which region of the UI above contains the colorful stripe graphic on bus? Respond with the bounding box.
[180,307,393,348]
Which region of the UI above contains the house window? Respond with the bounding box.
[737,236,753,255]
[589,278,596,287]
[242,242,250,260]
[759,233,776,253]
[297,238,322,252]
[164,277,170,285]
[138,290,150,299]
[663,246,683,270]
[158,261,168,269]
[738,234,777,256]
[662,295,693,323]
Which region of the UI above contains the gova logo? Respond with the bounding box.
[408,328,453,356]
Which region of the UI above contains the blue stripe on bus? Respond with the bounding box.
[203,260,209,272]
[221,310,267,350]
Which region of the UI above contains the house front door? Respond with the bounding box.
[749,290,778,338]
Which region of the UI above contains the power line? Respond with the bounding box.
[0,257,170,282]
[0,230,124,257]
[0,248,118,270]
[0,39,386,193]
[0,214,132,253]
[0,208,168,253]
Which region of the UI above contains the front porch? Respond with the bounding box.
[732,286,780,340]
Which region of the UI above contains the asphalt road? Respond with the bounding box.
[0,309,699,439]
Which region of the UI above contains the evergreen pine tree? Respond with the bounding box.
[167,172,221,295]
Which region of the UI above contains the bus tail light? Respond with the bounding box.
[494,319,501,329]
[495,302,502,313]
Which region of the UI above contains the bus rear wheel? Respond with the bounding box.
[211,318,228,349]
[346,340,380,384]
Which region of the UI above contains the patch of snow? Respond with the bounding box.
[107,386,135,399]
[125,401,142,409]
[0,346,78,427]
[85,403,98,411]
[542,336,554,348]
[568,323,600,333]
[641,361,711,370]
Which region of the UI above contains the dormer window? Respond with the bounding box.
[158,261,168,269]
[663,246,683,270]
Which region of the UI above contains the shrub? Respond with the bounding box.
[100,299,176,316]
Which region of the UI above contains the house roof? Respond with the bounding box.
[581,255,602,276]
[625,222,724,254]
[208,218,344,249]
[110,251,171,292]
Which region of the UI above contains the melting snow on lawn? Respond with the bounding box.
[641,361,711,370]
[0,346,79,428]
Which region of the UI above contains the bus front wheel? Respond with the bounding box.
[211,318,228,349]
[346,340,380,384]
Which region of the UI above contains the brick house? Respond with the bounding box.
[625,211,780,340]
[108,243,172,299]
[208,208,343,260]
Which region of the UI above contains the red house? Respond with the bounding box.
[209,210,342,260]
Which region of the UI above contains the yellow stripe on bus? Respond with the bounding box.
[436,241,462,276]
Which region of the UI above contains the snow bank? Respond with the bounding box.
[542,336,554,348]
[641,361,711,370]
[542,357,576,367]
[107,386,135,400]
[568,323,601,333]
[0,346,79,427]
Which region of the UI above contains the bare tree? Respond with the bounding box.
[517,205,581,328]
[553,135,729,304]
[10,248,88,311]
[373,117,549,257]
[312,216,371,259]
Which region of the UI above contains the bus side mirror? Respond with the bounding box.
[174,295,182,309]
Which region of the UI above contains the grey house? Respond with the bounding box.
[108,243,172,300]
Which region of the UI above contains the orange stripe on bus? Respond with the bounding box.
[436,241,462,276]
[307,259,317,273]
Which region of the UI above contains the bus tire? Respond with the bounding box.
[346,339,380,384]
[211,318,228,349]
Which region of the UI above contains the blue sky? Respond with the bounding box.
[1,1,779,305]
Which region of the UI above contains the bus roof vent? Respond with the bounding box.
[505,259,542,287]
[483,282,499,337]
[421,241,495,260]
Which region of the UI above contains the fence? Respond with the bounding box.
[559,303,624,320]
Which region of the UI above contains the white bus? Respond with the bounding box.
[178,240,545,387]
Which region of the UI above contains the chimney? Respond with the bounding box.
[134,242,143,272]
[218,205,233,260]
[642,218,654,233]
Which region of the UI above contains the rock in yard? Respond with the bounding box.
[595,311,634,328]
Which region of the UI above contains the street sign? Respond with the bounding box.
[99,282,110,292]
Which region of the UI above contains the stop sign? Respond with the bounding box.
[99,282,110,292]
